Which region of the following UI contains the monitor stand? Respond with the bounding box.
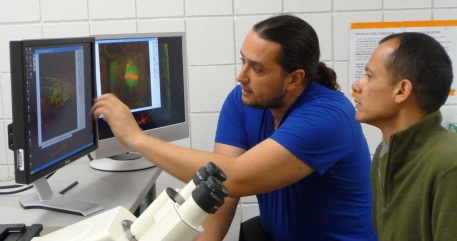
[19,177,103,216]
[89,152,155,172]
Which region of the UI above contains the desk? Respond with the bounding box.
[0,156,162,235]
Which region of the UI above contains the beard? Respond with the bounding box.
[242,88,286,109]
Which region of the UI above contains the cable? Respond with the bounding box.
[0,185,33,195]
[0,171,56,195]
[0,184,23,189]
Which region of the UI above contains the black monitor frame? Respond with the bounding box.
[8,37,101,216]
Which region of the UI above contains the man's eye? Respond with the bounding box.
[253,66,261,73]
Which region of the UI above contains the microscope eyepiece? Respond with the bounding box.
[205,175,229,199]
[191,176,229,214]
[192,162,227,185]
[205,162,227,182]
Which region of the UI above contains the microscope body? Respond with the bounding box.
[31,162,229,241]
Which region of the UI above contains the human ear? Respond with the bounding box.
[394,79,413,104]
[286,69,305,91]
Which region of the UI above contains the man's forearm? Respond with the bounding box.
[132,133,235,184]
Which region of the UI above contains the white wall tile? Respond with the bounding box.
[0,166,9,179]
[0,74,3,119]
[42,0,88,21]
[0,1,40,23]
[1,73,11,119]
[334,61,350,94]
[189,65,236,113]
[89,21,137,35]
[154,138,195,204]
[241,195,257,203]
[241,203,260,222]
[384,0,431,9]
[433,9,457,20]
[88,0,136,20]
[296,13,332,61]
[137,0,184,18]
[333,12,382,61]
[384,10,432,21]
[323,61,333,69]
[361,123,382,154]
[186,0,233,16]
[0,121,6,165]
[434,0,457,7]
[334,0,382,11]
[186,18,235,65]
[156,170,187,196]
[0,121,14,177]
[440,106,457,128]
[190,113,219,152]
[0,25,42,73]
[9,165,14,177]
[234,0,282,15]
[138,19,185,33]
[284,0,331,12]
[43,23,90,38]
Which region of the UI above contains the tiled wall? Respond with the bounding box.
[1,0,457,224]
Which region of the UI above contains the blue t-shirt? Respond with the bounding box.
[215,83,377,241]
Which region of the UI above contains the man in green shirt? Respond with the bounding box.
[352,32,457,240]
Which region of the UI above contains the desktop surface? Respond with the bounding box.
[0,156,161,235]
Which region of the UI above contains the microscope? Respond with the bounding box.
[29,162,229,241]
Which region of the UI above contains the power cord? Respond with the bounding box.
[0,171,56,195]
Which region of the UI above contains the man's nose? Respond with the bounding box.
[237,65,248,83]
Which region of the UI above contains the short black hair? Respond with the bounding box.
[380,32,453,113]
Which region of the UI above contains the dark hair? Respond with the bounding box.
[253,14,340,91]
[380,32,453,113]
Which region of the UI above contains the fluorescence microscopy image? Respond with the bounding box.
[98,41,153,109]
[38,51,78,143]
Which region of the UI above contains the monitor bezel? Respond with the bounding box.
[90,32,190,161]
[9,37,99,185]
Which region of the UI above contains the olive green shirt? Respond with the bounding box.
[371,111,457,240]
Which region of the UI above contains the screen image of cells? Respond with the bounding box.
[39,73,78,142]
[98,41,152,109]
[41,74,75,114]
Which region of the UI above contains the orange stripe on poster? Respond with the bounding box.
[402,20,457,28]
[351,22,402,29]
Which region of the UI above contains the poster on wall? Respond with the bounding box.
[349,20,457,104]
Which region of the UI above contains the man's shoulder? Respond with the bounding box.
[305,85,354,111]
[422,129,457,173]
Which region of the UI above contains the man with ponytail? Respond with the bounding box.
[93,14,376,241]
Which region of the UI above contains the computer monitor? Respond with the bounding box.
[8,37,102,216]
[90,32,189,172]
